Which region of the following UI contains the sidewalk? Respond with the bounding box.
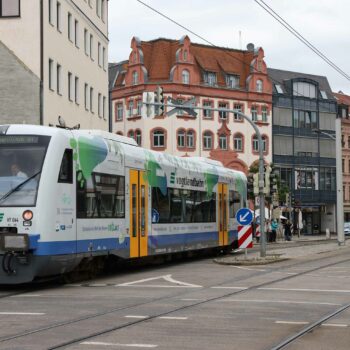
[215,235,349,265]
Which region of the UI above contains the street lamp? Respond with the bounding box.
[312,125,345,245]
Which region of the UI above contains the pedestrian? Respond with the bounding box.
[284,220,292,241]
[271,219,278,242]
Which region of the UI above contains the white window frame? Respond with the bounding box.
[49,0,54,25]
[182,70,190,84]
[251,106,258,121]
[68,12,73,41]
[68,72,73,101]
[219,134,227,150]
[74,19,79,48]
[56,63,62,95]
[203,132,212,150]
[84,83,89,110]
[56,1,61,32]
[153,130,165,147]
[90,87,94,112]
[49,58,54,91]
[233,135,242,151]
[177,130,185,148]
[75,76,79,104]
[116,103,123,120]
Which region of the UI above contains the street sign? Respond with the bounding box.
[238,225,253,248]
[236,208,253,226]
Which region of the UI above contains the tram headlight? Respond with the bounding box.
[0,234,29,251]
[22,210,33,221]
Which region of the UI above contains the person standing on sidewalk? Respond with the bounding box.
[284,220,292,241]
[271,219,278,242]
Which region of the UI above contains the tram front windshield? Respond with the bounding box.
[0,135,51,207]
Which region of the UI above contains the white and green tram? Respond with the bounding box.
[0,125,247,284]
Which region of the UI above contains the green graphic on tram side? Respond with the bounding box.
[235,173,247,197]
[0,213,4,223]
[70,136,108,188]
[170,172,175,185]
[204,168,219,197]
[144,152,167,195]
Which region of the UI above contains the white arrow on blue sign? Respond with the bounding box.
[236,208,253,226]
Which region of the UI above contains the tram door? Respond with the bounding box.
[218,183,229,246]
[129,169,148,258]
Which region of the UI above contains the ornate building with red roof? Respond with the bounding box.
[109,36,272,173]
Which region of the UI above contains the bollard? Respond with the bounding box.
[326,228,330,239]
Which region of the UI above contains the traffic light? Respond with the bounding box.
[247,173,254,197]
[291,192,295,206]
[253,173,259,195]
[264,166,272,195]
[270,171,278,194]
[154,86,164,116]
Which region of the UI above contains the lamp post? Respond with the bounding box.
[313,122,345,246]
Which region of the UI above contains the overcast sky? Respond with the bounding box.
[109,0,350,94]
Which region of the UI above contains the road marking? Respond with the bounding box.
[124,315,148,319]
[81,341,157,348]
[87,284,108,287]
[211,286,248,290]
[275,321,309,325]
[322,323,348,327]
[11,294,42,298]
[0,312,45,315]
[180,298,205,301]
[159,316,188,320]
[231,266,266,272]
[219,299,341,306]
[117,275,202,288]
[258,287,350,293]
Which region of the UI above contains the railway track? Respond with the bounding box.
[0,248,348,349]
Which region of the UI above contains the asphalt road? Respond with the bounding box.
[0,244,349,350]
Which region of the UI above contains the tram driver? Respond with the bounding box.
[11,163,28,179]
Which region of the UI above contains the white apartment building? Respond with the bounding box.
[0,0,109,130]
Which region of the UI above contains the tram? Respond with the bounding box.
[0,124,247,284]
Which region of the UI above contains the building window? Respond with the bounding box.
[74,19,79,47]
[75,76,79,104]
[182,70,190,84]
[218,102,228,120]
[102,47,106,70]
[49,0,54,25]
[132,71,138,85]
[186,130,194,148]
[56,63,61,95]
[84,83,88,110]
[90,87,94,112]
[98,42,101,66]
[256,79,263,92]
[56,2,61,31]
[262,106,268,122]
[135,130,141,146]
[253,135,267,153]
[233,104,243,121]
[219,134,227,150]
[137,100,142,116]
[97,93,101,118]
[96,0,101,17]
[101,0,106,22]
[67,13,73,41]
[233,134,243,151]
[251,106,257,122]
[177,129,185,148]
[49,59,54,91]
[342,159,345,173]
[183,50,187,61]
[128,100,134,117]
[293,110,317,129]
[203,101,213,119]
[0,0,20,17]
[68,72,73,101]
[89,34,93,60]
[203,131,213,150]
[203,71,216,86]
[226,75,239,89]
[153,130,165,148]
[116,103,123,121]
[84,29,88,55]
[293,81,316,98]
[128,130,134,140]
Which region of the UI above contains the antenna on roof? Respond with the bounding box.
[239,30,242,50]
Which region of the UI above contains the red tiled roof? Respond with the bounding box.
[334,92,350,106]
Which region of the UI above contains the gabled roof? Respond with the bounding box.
[108,61,128,89]
[333,91,350,106]
[268,68,335,100]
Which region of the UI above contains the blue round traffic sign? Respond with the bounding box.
[236,208,253,226]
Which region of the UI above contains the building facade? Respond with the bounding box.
[269,68,337,234]
[110,36,273,173]
[0,0,109,129]
[334,91,350,222]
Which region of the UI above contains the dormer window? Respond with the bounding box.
[203,72,216,86]
[226,75,239,89]
[256,79,263,92]
[183,50,188,61]
[293,81,316,98]
[182,70,190,84]
[132,71,138,85]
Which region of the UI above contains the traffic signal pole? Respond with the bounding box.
[144,97,268,257]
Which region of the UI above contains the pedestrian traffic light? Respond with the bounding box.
[247,173,254,197]
[291,192,295,206]
[154,86,164,115]
[270,171,278,194]
[253,173,259,195]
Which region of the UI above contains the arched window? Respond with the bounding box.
[233,134,243,151]
[256,79,263,92]
[186,130,194,148]
[135,130,142,146]
[128,130,134,139]
[177,129,185,148]
[132,71,138,85]
[203,131,213,150]
[182,70,190,84]
[253,135,267,153]
[219,134,227,150]
[152,129,165,148]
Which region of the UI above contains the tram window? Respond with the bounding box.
[229,190,241,218]
[152,187,170,223]
[58,149,73,183]
[77,172,125,218]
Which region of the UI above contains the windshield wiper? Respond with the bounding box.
[0,171,41,204]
